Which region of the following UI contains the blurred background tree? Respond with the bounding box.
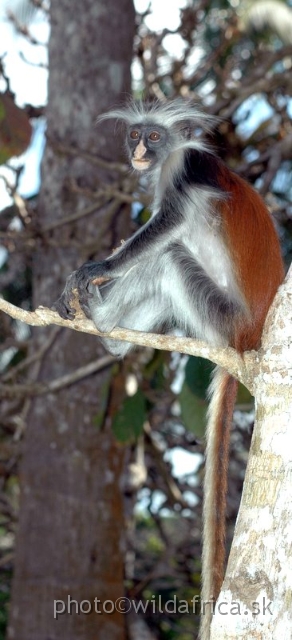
[0,0,291,639]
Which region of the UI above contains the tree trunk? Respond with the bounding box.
[7,1,135,639]
[209,271,292,639]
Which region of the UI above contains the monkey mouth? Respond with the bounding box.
[132,159,152,171]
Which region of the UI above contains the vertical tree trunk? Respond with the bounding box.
[209,274,292,639]
[7,1,135,639]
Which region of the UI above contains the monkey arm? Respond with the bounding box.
[53,192,184,321]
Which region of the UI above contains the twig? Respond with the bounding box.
[42,197,108,231]
[69,179,148,206]
[50,139,128,173]
[0,55,11,91]
[2,327,60,382]
[215,69,292,119]
[6,10,45,46]
[19,51,48,69]
[42,187,142,233]
[144,422,186,507]
[30,0,49,13]
[0,355,114,398]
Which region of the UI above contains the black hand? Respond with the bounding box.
[53,261,107,320]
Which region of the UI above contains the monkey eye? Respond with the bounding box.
[149,131,161,141]
[130,130,139,140]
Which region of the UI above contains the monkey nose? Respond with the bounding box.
[134,140,147,160]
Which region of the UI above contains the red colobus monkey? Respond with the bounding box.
[54,100,284,640]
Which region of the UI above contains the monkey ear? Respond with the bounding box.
[174,119,193,140]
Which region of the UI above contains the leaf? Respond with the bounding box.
[143,350,167,390]
[237,382,253,406]
[0,93,32,164]
[184,356,214,399]
[179,356,214,437]
[136,205,151,224]
[94,374,113,430]
[179,381,208,438]
[112,388,146,443]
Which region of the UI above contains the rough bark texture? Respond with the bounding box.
[7,1,135,639]
[209,271,292,639]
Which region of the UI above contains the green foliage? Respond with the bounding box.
[179,357,214,437]
[179,383,207,438]
[94,370,115,430]
[237,382,253,405]
[184,357,213,400]
[145,533,165,554]
[143,350,168,390]
[136,205,152,225]
[112,388,146,443]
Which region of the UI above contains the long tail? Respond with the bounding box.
[199,367,238,640]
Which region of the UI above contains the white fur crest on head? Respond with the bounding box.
[97,98,217,132]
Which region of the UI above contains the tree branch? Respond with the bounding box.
[0,355,114,398]
[0,296,256,391]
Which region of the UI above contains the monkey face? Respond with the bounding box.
[127,124,170,172]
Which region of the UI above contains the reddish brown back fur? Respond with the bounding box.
[218,168,284,351]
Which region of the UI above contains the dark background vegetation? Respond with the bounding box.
[0,0,291,638]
